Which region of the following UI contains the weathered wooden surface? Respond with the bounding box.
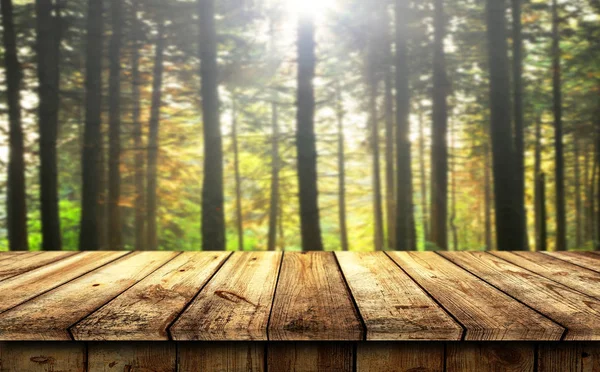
[267,342,353,372]
[0,251,599,342]
[179,342,265,372]
[441,251,600,340]
[356,343,444,372]
[71,252,228,340]
[446,342,535,372]
[268,252,363,341]
[336,252,461,340]
[390,251,563,341]
[171,252,280,341]
[0,342,85,372]
[87,342,176,371]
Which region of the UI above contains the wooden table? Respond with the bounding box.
[0,251,599,371]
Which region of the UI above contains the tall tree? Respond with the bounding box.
[199,0,225,251]
[485,0,526,251]
[552,0,567,251]
[231,95,244,251]
[146,18,166,251]
[383,5,396,250]
[534,114,544,251]
[79,0,104,251]
[418,103,428,244]
[430,0,449,250]
[1,0,29,251]
[107,0,123,250]
[131,0,145,251]
[367,14,384,251]
[296,11,324,251]
[36,0,61,250]
[484,143,493,250]
[267,21,279,252]
[511,0,528,250]
[574,135,582,248]
[335,82,349,251]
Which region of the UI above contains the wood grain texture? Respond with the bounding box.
[0,251,178,340]
[389,252,563,341]
[494,252,600,299]
[356,342,444,372]
[0,342,85,372]
[446,342,535,372]
[0,252,77,282]
[268,252,363,341]
[267,342,353,372]
[336,252,462,340]
[171,252,281,341]
[0,252,40,265]
[87,342,176,372]
[544,252,600,273]
[538,343,600,372]
[441,251,600,341]
[178,342,265,372]
[0,251,128,313]
[71,252,229,341]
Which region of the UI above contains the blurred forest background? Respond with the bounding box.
[0,0,599,252]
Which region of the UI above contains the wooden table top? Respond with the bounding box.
[0,250,599,342]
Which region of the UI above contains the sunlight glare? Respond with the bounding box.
[286,0,334,18]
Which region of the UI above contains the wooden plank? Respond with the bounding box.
[0,252,39,264]
[87,342,176,372]
[544,252,600,273]
[335,252,462,340]
[0,341,85,372]
[267,343,352,372]
[0,251,76,282]
[538,343,600,372]
[0,251,129,313]
[356,343,444,372]
[441,251,600,341]
[0,251,178,340]
[178,342,265,372]
[171,252,281,341]
[71,252,229,341]
[494,252,600,299]
[446,342,535,372]
[389,252,563,341]
[268,252,363,341]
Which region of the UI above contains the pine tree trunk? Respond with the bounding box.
[1,0,29,251]
[367,43,384,252]
[430,0,449,251]
[267,97,279,251]
[79,0,103,251]
[131,0,145,251]
[107,0,123,250]
[552,0,567,251]
[36,0,61,250]
[97,134,107,250]
[574,135,582,248]
[296,13,323,251]
[231,95,244,251]
[146,20,166,251]
[199,0,225,251]
[511,0,529,250]
[596,102,600,250]
[336,82,349,251]
[534,115,543,251]
[383,6,396,250]
[537,173,548,251]
[584,140,592,242]
[418,103,428,245]
[484,143,493,251]
[449,119,458,251]
[486,0,526,251]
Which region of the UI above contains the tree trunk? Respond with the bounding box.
[596,102,600,250]
[449,119,458,251]
[486,0,526,251]
[534,115,543,251]
[418,103,428,245]
[107,0,123,250]
[199,0,225,251]
[36,0,61,250]
[336,82,349,251]
[131,0,145,251]
[511,0,529,250]
[1,0,29,251]
[537,173,548,251]
[484,143,493,251]
[383,6,396,251]
[574,135,582,248]
[430,0,449,251]
[231,95,244,251]
[552,0,567,251]
[267,97,279,252]
[584,141,592,242]
[367,39,384,252]
[296,13,323,251]
[79,0,103,251]
[146,19,166,251]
